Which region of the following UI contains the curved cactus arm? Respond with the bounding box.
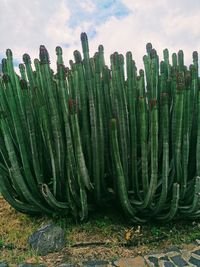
[179,177,200,214]
[2,76,42,194]
[110,118,137,218]
[156,183,180,221]
[41,183,69,212]
[0,115,53,214]
[70,108,92,191]
[0,166,40,214]
[0,77,17,147]
[70,110,89,220]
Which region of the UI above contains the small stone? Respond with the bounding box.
[170,255,188,266]
[189,256,200,266]
[159,256,169,261]
[28,223,65,256]
[114,257,146,267]
[82,260,108,266]
[147,256,159,267]
[180,249,192,261]
[0,263,8,267]
[165,246,180,253]
[193,249,200,256]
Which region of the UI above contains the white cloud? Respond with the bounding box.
[0,0,199,73]
[88,0,200,69]
[80,0,96,13]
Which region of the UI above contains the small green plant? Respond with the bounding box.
[151,227,161,237]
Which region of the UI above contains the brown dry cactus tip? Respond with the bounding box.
[56,46,62,55]
[150,98,157,109]
[119,54,124,65]
[23,54,31,64]
[163,48,169,58]
[34,59,40,68]
[19,63,25,71]
[112,52,119,67]
[2,74,10,83]
[68,98,78,114]
[193,51,198,61]
[126,51,132,60]
[6,49,13,58]
[73,50,82,63]
[81,32,89,53]
[81,32,88,42]
[20,79,28,90]
[139,69,144,76]
[39,45,50,64]
[146,42,153,54]
[98,45,104,53]
[150,48,157,59]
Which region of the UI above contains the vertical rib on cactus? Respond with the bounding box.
[81,32,101,204]
[39,45,65,199]
[126,51,138,195]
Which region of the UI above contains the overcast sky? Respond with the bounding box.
[0,0,199,71]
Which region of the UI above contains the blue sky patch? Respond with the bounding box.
[66,0,130,37]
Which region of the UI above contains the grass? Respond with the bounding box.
[0,196,200,266]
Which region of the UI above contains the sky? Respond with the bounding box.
[0,0,199,72]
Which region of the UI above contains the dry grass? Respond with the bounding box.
[0,196,200,266]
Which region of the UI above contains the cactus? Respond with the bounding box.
[0,33,200,222]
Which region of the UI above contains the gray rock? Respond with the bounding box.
[189,256,200,266]
[28,223,65,255]
[0,262,8,267]
[147,256,159,267]
[170,255,188,266]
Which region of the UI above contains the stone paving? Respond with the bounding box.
[1,240,200,266]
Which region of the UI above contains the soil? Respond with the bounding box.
[0,196,200,266]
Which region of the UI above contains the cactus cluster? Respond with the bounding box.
[0,33,200,222]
